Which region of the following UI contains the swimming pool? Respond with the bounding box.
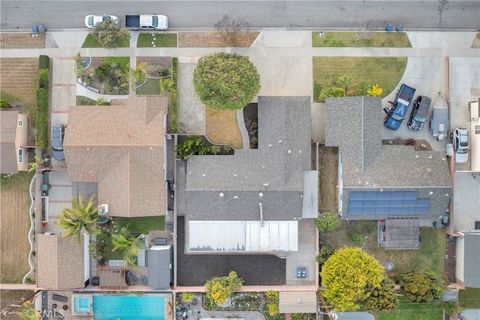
[72,295,93,316]
[93,295,165,320]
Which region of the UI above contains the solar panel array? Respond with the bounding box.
[348,191,430,215]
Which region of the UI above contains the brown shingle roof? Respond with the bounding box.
[36,234,85,289]
[64,97,168,217]
[0,110,19,173]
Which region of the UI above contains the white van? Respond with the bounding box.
[470,99,480,172]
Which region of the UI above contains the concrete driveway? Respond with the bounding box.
[453,172,480,232]
[382,57,445,152]
[46,169,72,234]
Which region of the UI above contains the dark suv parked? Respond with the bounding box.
[407,95,432,131]
[51,124,65,161]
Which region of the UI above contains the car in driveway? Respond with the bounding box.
[451,127,469,163]
[51,124,65,161]
[384,84,416,130]
[407,95,432,131]
[84,15,120,28]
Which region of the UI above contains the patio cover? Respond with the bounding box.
[279,291,317,313]
[384,217,420,250]
[98,266,127,289]
[188,220,298,252]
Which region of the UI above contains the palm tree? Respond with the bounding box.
[160,78,175,96]
[56,196,98,240]
[112,227,145,268]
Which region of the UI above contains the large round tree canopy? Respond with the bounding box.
[193,53,260,110]
[320,247,385,312]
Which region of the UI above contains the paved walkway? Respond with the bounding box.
[177,61,205,135]
[236,109,250,149]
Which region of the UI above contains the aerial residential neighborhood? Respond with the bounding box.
[0,1,479,320]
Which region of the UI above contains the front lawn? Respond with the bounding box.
[459,288,480,308]
[312,32,411,48]
[137,33,177,47]
[136,78,160,95]
[312,57,407,102]
[82,33,130,48]
[323,221,445,277]
[378,297,443,320]
[205,108,243,149]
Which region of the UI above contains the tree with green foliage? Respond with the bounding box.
[398,271,444,303]
[181,292,194,303]
[363,278,398,312]
[194,53,260,110]
[205,271,243,306]
[0,98,11,108]
[112,227,145,268]
[92,19,130,49]
[321,247,385,311]
[160,78,175,96]
[316,242,336,265]
[56,196,98,240]
[265,290,279,317]
[316,212,338,232]
[18,301,40,320]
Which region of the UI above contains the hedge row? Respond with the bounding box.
[169,57,178,133]
[36,56,50,149]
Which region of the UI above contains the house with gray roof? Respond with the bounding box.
[456,232,480,288]
[177,96,317,254]
[1,110,28,174]
[325,97,452,249]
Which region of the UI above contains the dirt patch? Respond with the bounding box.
[137,57,172,77]
[205,108,243,149]
[0,290,35,319]
[319,146,338,213]
[178,32,259,47]
[0,33,45,49]
[243,103,258,149]
[472,33,480,48]
[0,58,39,107]
[382,138,433,151]
[0,172,33,283]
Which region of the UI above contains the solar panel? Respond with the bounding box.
[347,191,431,216]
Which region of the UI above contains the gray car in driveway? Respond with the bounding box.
[408,95,431,131]
[51,124,65,161]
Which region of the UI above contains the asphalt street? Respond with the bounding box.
[1,1,479,31]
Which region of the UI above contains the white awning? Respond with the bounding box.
[188,220,298,253]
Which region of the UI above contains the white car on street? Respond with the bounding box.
[451,127,469,163]
[84,15,120,28]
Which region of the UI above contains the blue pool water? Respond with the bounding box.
[73,296,92,314]
[93,295,165,320]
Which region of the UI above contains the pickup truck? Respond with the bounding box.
[125,15,168,30]
[384,83,416,130]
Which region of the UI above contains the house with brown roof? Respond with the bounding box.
[36,234,86,289]
[0,110,28,173]
[63,97,168,217]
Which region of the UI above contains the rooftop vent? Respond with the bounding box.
[219,193,224,198]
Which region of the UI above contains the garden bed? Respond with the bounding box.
[312,32,411,48]
[176,135,234,159]
[318,146,338,213]
[136,57,173,96]
[137,33,177,47]
[243,103,258,149]
[312,57,407,102]
[77,56,130,95]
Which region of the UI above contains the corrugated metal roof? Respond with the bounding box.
[188,220,298,253]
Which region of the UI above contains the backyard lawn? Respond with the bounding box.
[377,297,443,320]
[312,32,411,48]
[312,57,407,102]
[323,221,445,277]
[1,172,33,283]
[137,33,177,47]
[205,108,243,149]
[97,216,165,260]
[459,288,480,308]
[82,33,130,48]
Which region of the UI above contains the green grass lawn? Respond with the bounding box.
[323,222,445,277]
[96,216,165,260]
[378,298,443,320]
[82,33,130,48]
[459,288,480,308]
[312,32,411,48]
[312,57,407,102]
[137,33,177,47]
[103,56,130,68]
[136,78,161,95]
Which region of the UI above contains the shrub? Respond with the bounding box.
[194,53,260,110]
[176,136,210,160]
[18,301,40,320]
[316,242,335,265]
[92,20,130,49]
[363,278,398,312]
[169,57,178,133]
[0,98,11,108]
[320,87,345,101]
[443,301,461,316]
[399,271,444,303]
[205,271,243,306]
[39,55,50,69]
[38,68,49,89]
[265,290,279,317]
[181,292,194,303]
[316,212,338,232]
[352,233,365,245]
[36,88,49,149]
[266,303,279,317]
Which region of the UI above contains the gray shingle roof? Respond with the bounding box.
[179,96,312,221]
[464,232,480,288]
[147,246,171,289]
